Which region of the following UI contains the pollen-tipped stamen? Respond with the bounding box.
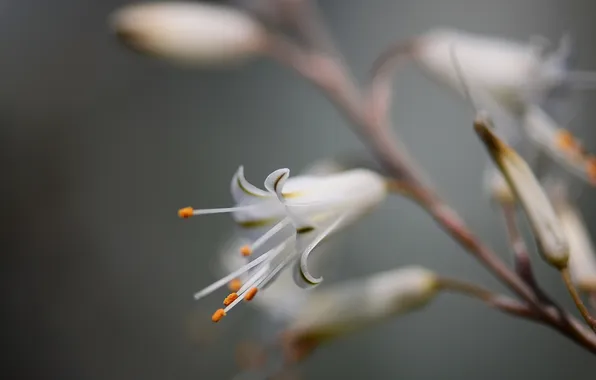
[244,287,258,301]
[587,158,596,184]
[228,279,242,292]
[555,129,578,154]
[240,245,252,257]
[212,309,226,323]
[194,252,270,300]
[223,292,239,306]
[179,204,262,218]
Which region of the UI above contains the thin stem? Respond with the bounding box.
[561,267,596,332]
[269,3,545,317]
[437,276,596,353]
[500,202,552,301]
[263,0,596,354]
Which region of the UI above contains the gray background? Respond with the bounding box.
[3,0,596,379]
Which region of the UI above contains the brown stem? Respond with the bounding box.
[264,0,596,354]
[437,276,596,353]
[500,203,551,300]
[561,267,596,332]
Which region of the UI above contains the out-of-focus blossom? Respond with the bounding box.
[180,166,387,322]
[110,2,267,66]
[415,29,596,188]
[280,266,439,362]
[549,183,596,293]
[523,105,596,186]
[475,120,569,269]
[413,28,571,114]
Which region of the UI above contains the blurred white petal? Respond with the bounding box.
[281,266,438,361]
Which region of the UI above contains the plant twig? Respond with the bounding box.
[437,276,596,353]
[500,203,550,299]
[561,267,596,332]
[263,0,596,353]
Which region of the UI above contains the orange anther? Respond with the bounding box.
[212,309,226,323]
[178,207,194,219]
[556,129,576,152]
[244,287,258,301]
[587,157,596,184]
[240,245,252,257]
[228,279,242,292]
[223,293,239,306]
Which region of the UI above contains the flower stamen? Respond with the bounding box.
[245,287,258,301]
[587,158,596,185]
[240,245,252,257]
[212,309,226,323]
[223,292,239,306]
[228,279,242,292]
[194,252,270,300]
[555,129,578,154]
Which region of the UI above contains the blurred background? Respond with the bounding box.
[2,0,596,379]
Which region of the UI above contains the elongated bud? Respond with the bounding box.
[484,166,515,204]
[110,2,267,66]
[556,201,596,292]
[475,119,569,268]
[281,266,438,361]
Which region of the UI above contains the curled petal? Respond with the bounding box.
[231,166,271,203]
[294,212,351,289]
[264,168,290,200]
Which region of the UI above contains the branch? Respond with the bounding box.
[561,267,596,332]
[437,276,596,354]
[500,202,552,300]
[262,0,596,353]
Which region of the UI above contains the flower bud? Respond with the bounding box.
[110,2,267,66]
[281,266,438,361]
[556,201,596,292]
[475,119,569,268]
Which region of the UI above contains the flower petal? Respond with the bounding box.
[231,166,272,203]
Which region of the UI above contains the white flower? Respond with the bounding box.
[413,28,571,113]
[280,266,439,362]
[475,120,569,268]
[417,29,596,189]
[180,166,387,322]
[110,2,267,66]
[217,160,349,322]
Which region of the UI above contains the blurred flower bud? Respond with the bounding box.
[475,119,569,269]
[413,28,568,114]
[281,266,438,362]
[110,2,267,66]
[556,199,596,292]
